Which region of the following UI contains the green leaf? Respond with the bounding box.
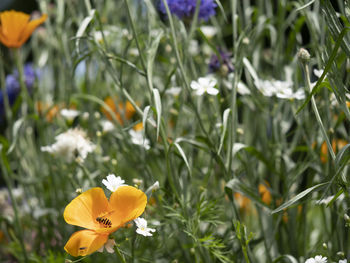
[75,9,96,54]
[272,182,329,213]
[218,108,231,154]
[147,29,163,93]
[142,105,151,133]
[321,0,350,56]
[174,141,191,175]
[7,117,25,154]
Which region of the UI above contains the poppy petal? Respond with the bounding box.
[64,187,109,230]
[19,14,47,46]
[0,11,29,39]
[109,186,147,228]
[64,230,108,257]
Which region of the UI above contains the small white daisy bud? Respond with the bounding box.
[165,44,172,53]
[94,111,101,119]
[75,188,82,194]
[111,159,118,166]
[322,243,327,249]
[82,112,89,120]
[298,48,310,63]
[242,37,250,45]
[96,131,102,137]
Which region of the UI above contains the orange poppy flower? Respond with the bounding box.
[0,10,47,48]
[101,96,136,124]
[63,186,147,257]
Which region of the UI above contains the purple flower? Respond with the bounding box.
[0,63,38,121]
[159,0,217,21]
[209,49,234,73]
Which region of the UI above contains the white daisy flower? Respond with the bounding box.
[60,109,80,121]
[94,30,110,43]
[305,255,327,263]
[339,259,347,263]
[191,76,218,96]
[134,217,156,237]
[255,80,276,97]
[129,129,150,150]
[41,128,95,163]
[200,26,217,38]
[102,174,126,192]
[100,120,115,133]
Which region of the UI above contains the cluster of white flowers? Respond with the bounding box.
[255,79,305,100]
[129,129,151,150]
[243,58,306,100]
[41,128,95,163]
[191,76,219,96]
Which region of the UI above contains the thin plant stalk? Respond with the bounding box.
[301,57,336,161]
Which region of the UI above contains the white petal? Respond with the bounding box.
[206,87,219,95]
[190,81,200,90]
[104,239,116,253]
[195,88,206,96]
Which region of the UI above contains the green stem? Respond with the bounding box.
[116,246,127,263]
[13,49,33,115]
[122,0,148,84]
[0,54,13,124]
[302,62,336,161]
[84,0,92,13]
[256,207,272,263]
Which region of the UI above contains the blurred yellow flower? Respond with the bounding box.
[63,186,147,257]
[0,10,47,48]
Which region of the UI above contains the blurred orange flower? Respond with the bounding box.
[101,96,136,124]
[63,186,146,257]
[0,10,47,48]
[36,102,62,122]
[320,139,347,163]
[259,183,272,205]
[234,192,251,213]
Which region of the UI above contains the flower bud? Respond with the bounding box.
[298,48,311,63]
